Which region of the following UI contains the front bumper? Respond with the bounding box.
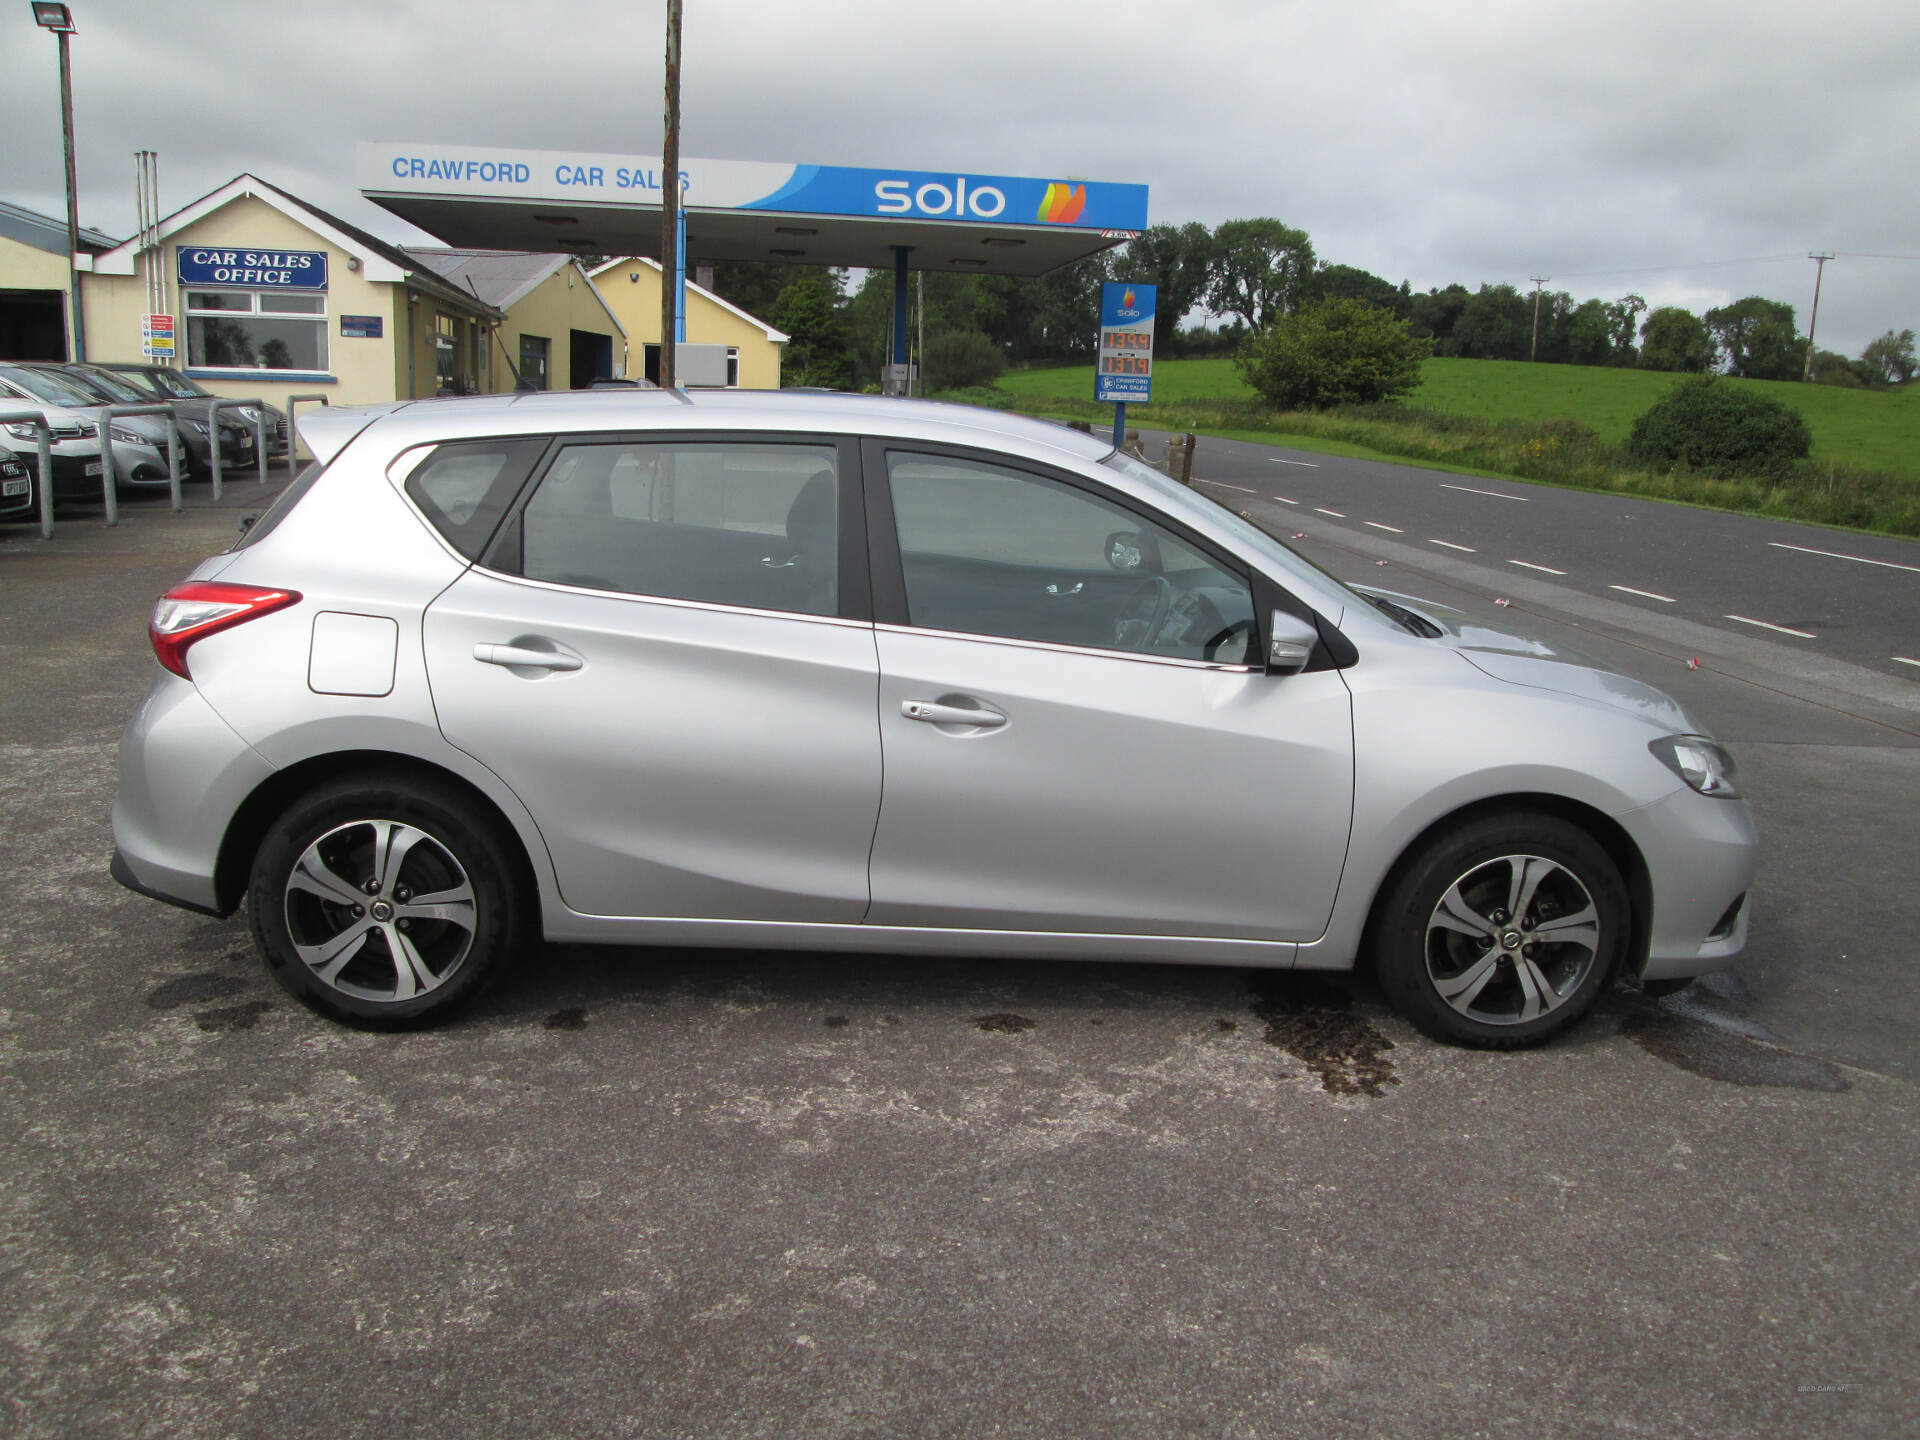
[1628,784,1759,980]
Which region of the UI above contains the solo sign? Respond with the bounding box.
[177,246,328,290]
[1095,281,1156,404]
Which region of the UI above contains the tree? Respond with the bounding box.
[1807,350,1866,388]
[1704,296,1801,381]
[1565,299,1616,367]
[1606,294,1647,365]
[1859,329,1917,386]
[921,330,1005,391]
[1408,284,1470,351]
[1626,377,1812,476]
[1450,284,1531,360]
[770,269,854,389]
[1205,218,1315,330]
[1234,298,1430,410]
[1119,223,1215,350]
[1307,263,1408,316]
[705,261,801,321]
[1638,306,1716,373]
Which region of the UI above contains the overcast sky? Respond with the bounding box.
[4,0,1916,355]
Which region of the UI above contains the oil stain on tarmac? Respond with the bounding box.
[1248,974,1399,1098]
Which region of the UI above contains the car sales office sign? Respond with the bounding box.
[177,247,328,289]
[1096,282,1156,403]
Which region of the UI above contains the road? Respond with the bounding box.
[3,478,1916,1440]
[1154,431,1920,678]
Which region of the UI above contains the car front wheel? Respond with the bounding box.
[247,775,527,1029]
[1371,813,1629,1048]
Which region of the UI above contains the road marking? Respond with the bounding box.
[1271,495,1299,504]
[1894,656,1920,668]
[1199,480,1255,494]
[1509,559,1567,575]
[1442,482,1528,501]
[1428,538,1476,552]
[1609,584,1677,603]
[1269,458,1320,468]
[1314,507,1346,518]
[1365,521,1403,533]
[1769,541,1920,575]
[1725,614,1817,639]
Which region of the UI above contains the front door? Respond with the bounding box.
[864,446,1355,941]
[424,435,881,921]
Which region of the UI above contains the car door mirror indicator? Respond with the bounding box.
[1268,610,1318,675]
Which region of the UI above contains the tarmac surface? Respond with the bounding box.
[3,469,1915,1439]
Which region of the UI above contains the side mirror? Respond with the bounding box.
[1267,610,1319,675]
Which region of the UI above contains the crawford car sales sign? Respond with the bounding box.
[177,247,328,290]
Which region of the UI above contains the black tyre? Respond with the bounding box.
[247,774,529,1029]
[1371,812,1630,1049]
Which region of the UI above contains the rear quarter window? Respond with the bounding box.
[398,438,548,560]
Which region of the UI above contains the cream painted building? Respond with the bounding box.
[403,249,624,392]
[0,199,117,360]
[589,258,787,388]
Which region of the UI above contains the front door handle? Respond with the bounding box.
[901,699,1006,728]
[473,643,582,671]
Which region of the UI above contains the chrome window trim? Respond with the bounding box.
[467,562,877,631]
[873,621,1259,673]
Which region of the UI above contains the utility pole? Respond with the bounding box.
[1802,252,1834,382]
[1528,276,1549,362]
[659,0,681,389]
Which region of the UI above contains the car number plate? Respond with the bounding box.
[2,478,27,497]
[85,461,103,476]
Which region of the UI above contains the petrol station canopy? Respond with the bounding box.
[357,142,1149,277]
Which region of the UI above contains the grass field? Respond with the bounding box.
[997,358,1920,480]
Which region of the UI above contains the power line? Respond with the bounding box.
[1532,254,1803,282]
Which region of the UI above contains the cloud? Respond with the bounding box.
[4,0,1913,353]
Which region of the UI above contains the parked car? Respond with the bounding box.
[95,362,288,459]
[46,362,258,478]
[112,393,1755,1045]
[0,442,33,521]
[0,365,116,501]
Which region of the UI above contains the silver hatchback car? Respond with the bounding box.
[112,392,1755,1047]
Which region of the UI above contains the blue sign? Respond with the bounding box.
[340,314,383,339]
[1096,281,1157,403]
[742,164,1149,232]
[177,246,328,290]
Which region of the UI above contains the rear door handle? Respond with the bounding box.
[901,699,1006,728]
[473,643,582,671]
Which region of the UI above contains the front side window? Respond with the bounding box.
[518,442,839,617]
[886,452,1257,663]
[185,290,328,372]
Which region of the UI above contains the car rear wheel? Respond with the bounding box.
[1371,813,1629,1048]
[247,775,527,1029]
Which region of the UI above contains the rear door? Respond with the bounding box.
[863,443,1355,941]
[422,432,882,922]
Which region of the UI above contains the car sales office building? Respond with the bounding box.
[65,174,786,410]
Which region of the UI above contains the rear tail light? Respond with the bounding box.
[149,581,301,679]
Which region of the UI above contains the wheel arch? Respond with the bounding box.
[212,750,545,925]
[1356,791,1653,977]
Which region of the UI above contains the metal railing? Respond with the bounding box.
[284,394,329,473]
[0,409,55,541]
[205,398,270,499]
[94,403,186,523]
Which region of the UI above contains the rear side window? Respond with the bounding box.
[517,441,840,616]
[401,438,547,559]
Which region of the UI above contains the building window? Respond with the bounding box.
[185,290,327,373]
[519,335,550,391]
[435,313,460,393]
[726,347,739,387]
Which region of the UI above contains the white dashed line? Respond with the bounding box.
[1508,559,1567,575]
[1428,539,1476,553]
[1269,458,1321,468]
[1365,521,1403,533]
[1893,656,1920,668]
[1314,508,1346,518]
[1609,585,1677,603]
[1725,614,1817,639]
[1442,482,1528,501]
[1271,496,1299,505]
[1769,541,1920,575]
[1199,480,1255,494]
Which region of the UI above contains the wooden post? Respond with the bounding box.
[659,0,681,389]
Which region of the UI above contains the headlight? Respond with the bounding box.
[1650,735,1740,797]
[5,422,38,441]
[237,407,260,422]
[110,425,149,446]
[185,419,209,434]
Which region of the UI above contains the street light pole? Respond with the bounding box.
[32,4,84,362]
[659,0,680,390]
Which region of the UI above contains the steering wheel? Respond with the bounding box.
[1112,575,1175,651]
